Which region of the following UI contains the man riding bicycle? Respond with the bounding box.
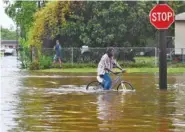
[97,47,125,90]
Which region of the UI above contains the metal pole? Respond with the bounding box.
[155,47,157,67]
[181,48,183,63]
[38,1,41,8]
[30,45,33,62]
[16,24,18,57]
[159,1,167,90]
[71,47,74,66]
[183,48,185,63]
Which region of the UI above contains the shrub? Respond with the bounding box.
[29,61,39,70]
[168,62,185,68]
[29,55,52,70]
[52,61,155,68]
[19,48,31,69]
[52,63,97,68]
[120,61,155,68]
[39,56,52,69]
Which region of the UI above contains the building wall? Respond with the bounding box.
[1,40,18,49]
[175,21,185,55]
[1,44,17,49]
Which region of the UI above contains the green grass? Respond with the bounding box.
[39,68,96,73]
[32,55,185,73]
[134,57,156,63]
[37,67,185,74]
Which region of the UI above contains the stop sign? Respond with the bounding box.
[149,4,175,29]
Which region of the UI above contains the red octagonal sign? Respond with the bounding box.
[149,4,175,29]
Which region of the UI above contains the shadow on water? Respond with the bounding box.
[1,56,185,132]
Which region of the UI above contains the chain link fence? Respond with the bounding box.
[15,46,185,69]
[41,47,185,67]
[42,47,152,66]
[32,47,185,67]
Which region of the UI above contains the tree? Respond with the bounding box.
[5,1,185,49]
[61,1,157,47]
[5,1,38,39]
[1,26,17,40]
[27,1,70,50]
[61,1,185,47]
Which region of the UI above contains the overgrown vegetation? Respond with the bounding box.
[27,1,70,50]
[5,1,185,48]
[19,47,31,69]
[4,1,185,70]
[29,56,52,70]
[1,27,16,40]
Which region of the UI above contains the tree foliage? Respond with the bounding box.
[1,27,16,40]
[5,1,38,39]
[28,1,70,49]
[60,1,157,47]
[5,1,185,49]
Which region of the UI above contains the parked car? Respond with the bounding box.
[4,48,15,56]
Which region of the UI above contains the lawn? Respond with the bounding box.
[134,57,156,63]
[38,67,185,74]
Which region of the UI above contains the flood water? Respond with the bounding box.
[1,56,185,132]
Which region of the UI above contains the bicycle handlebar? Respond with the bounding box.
[113,70,126,75]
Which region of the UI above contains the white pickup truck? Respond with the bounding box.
[4,48,15,56]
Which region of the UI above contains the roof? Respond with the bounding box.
[1,40,18,45]
[175,12,185,21]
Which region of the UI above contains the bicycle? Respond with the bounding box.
[86,71,135,91]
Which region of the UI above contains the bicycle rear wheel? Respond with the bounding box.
[86,81,103,90]
[117,81,135,91]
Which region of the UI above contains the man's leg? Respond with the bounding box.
[103,73,112,90]
[53,55,56,64]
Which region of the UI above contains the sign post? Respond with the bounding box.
[149,2,175,90]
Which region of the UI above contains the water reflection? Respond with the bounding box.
[157,91,176,132]
[12,88,99,132]
[97,92,125,131]
[1,56,185,132]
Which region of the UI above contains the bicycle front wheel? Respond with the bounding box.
[86,81,103,90]
[117,81,135,91]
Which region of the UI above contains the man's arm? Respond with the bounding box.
[104,67,115,74]
[113,60,126,72]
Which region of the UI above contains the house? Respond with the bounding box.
[1,40,18,55]
[1,40,18,49]
[175,12,185,55]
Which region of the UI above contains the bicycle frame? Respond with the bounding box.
[86,71,134,91]
[110,74,122,89]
